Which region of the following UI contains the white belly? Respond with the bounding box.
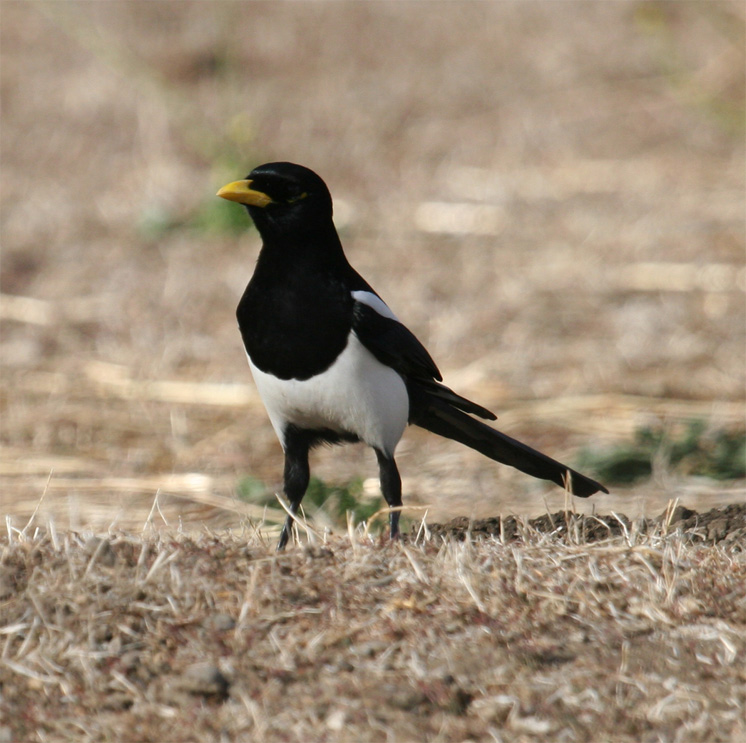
[248,333,409,455]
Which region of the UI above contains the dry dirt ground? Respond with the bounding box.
[1,2,745,741]
[1,509,745,743]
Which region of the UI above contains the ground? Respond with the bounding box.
[0,2,744,741]
[2,509,745,743]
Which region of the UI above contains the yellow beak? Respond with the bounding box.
[216,179,273,207]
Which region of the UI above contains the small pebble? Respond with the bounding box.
[178,662,230,698]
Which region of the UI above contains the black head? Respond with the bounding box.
[217,162,334,238]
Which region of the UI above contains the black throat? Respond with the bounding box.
[237,221,355,381]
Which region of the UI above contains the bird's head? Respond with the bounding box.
[217,162,334,238]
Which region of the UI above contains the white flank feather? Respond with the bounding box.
[248,333,408,456]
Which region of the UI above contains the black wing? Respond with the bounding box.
[351,297,496,421]
[351,300,441,380]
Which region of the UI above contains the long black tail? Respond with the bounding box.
[407,383,608,497]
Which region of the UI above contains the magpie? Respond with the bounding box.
[217,162,608,549]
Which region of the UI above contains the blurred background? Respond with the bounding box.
[1,1,744,533]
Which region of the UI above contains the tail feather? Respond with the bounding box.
[407,384,608,498]
[415,378,497,420]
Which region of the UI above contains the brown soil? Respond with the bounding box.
[427,502,746,546]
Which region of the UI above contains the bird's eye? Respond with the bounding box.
[287,191,308,204]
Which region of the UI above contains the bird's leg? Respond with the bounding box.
[375,448,402,540]
[277,428,311,551]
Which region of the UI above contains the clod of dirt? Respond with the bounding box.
[659,502,746,545]
[664,505,697,525]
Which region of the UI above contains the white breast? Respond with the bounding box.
[248,333,409,456]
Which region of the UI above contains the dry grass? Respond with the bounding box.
[2,4,744,530]
[2,518,745,742]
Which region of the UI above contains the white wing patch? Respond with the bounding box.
[351,290,399,321]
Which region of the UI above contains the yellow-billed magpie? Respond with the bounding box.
[218,162,608,549]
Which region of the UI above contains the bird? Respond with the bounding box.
[217,162,608,549]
